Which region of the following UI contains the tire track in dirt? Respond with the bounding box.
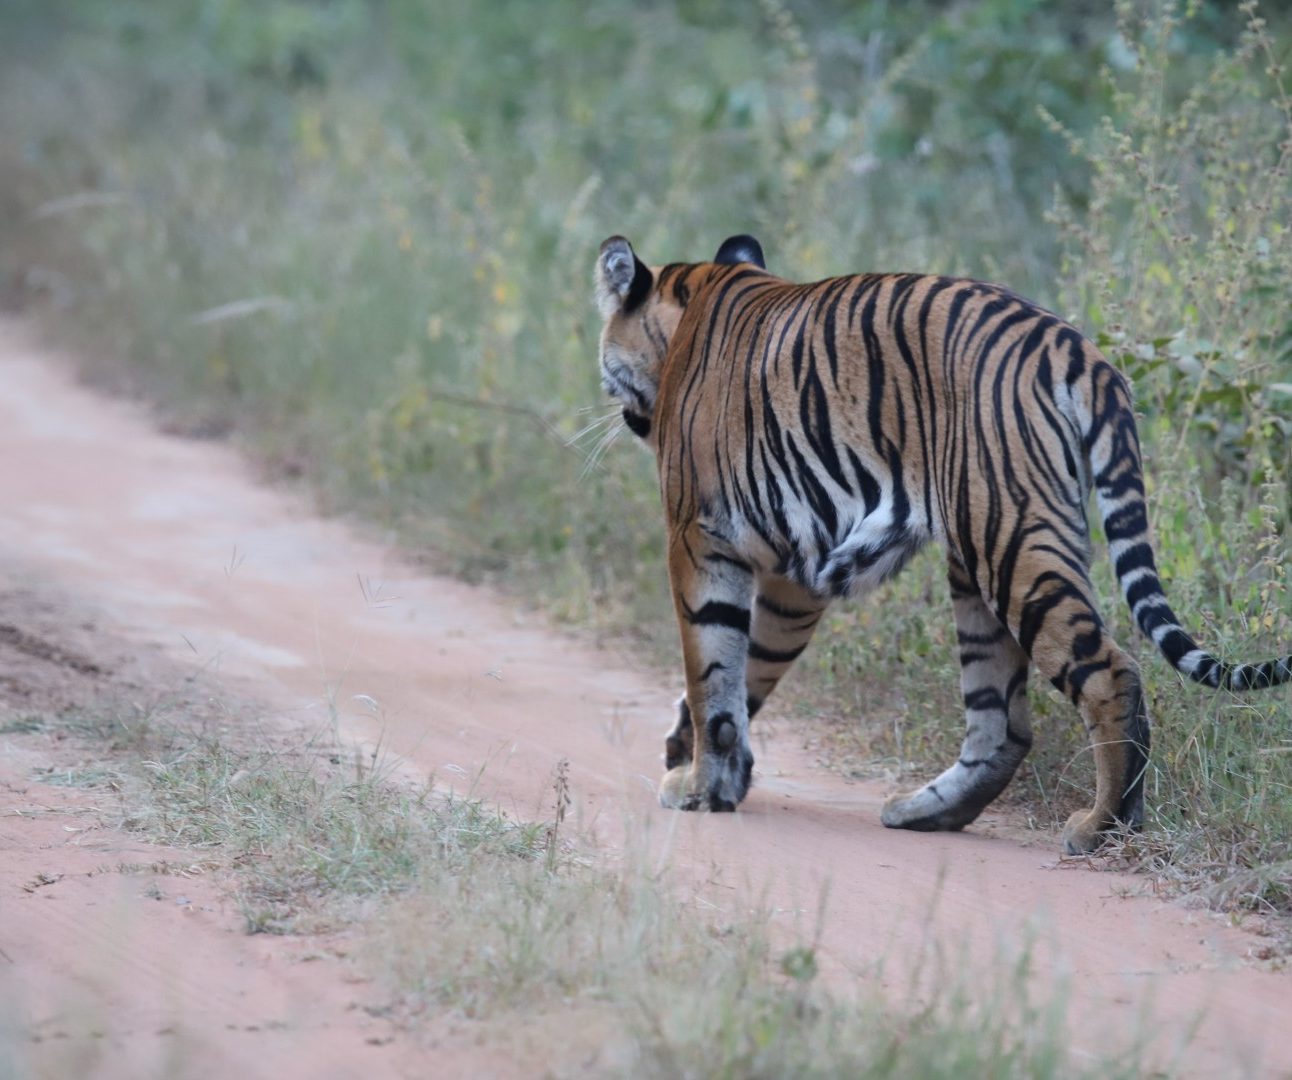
[1,317,1289,1077]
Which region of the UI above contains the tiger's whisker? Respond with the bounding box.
[578,420,625,480]
[566,408,622,448]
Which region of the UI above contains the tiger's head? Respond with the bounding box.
[594,234,766,441]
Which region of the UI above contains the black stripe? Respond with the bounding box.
[1193,655,1220,686]
[1230,664,1271,691]
[783,616,822,634]
[783,432,839,539]
[1103,502,1148,542]
[748,640,808,664]
[683,600,751,634]
[1017,572,1087,654]
[1158,627,1193,665]
[1123,573,1161,610]
[1136,603,1175,637]
[801,365,851,494]
[963,687,1007,712]
[705,551,754,573]
[1071,620,1102,661]
[1065,656,1112,701]
[957,627,1007,646]
[756,594,818,620]
[1005,668,1029,701]
[1111,545,1152,586]
[845,447,882,515]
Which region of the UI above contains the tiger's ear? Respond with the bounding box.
[596,236,653,317]
[714,234,766,269]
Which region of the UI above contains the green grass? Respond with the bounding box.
[9,691,1154,1078]
[0,0,1288,918]
[380,854,1153,1078]
[26,694,547,933]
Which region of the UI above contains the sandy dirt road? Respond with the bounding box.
[1,316,1290,1078]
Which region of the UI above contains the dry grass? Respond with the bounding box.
[8,686,1154,1078]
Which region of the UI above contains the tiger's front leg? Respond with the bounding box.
[659,525,756,812]
[661,574,827,774]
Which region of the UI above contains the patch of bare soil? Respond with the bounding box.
[0,582,606,1080]
[0,593,411,1078]
[1,316,1290,1077]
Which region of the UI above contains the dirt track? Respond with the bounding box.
[1,316,1290,1078]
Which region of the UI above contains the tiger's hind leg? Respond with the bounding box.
[882,554,1034,832]
[745,574,828,720]
[1009,561,1149,854]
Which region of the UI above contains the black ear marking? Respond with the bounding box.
[597,235,655,314]
[714,234,766,269]
[624,254,653,312]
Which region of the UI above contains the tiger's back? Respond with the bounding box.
[654,265,1108,604]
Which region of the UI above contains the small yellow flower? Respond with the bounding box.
[297,107,327,162]
[207,349,229,380]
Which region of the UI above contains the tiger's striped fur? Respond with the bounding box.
[594,234,1291,854]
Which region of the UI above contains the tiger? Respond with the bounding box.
[593,232,1292,855]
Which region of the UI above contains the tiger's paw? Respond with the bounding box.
[880,787,976,832]
[659,764,704,810]
[1061,808,1114,855]
[658,749,753,813]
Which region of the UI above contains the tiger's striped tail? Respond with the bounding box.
[1084,362,1292,692]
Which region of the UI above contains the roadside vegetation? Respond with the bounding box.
[3,688,1152,1078]
[0,0,1289,919]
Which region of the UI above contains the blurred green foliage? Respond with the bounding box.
[0,0,1289,909]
